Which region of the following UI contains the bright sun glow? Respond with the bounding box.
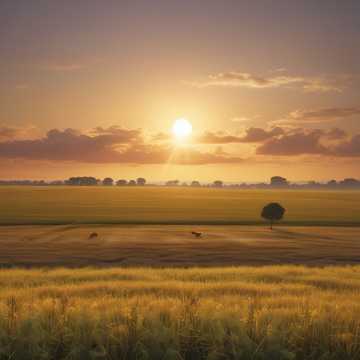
[172,118,193,139]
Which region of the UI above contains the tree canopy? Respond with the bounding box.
[261,202,285,229]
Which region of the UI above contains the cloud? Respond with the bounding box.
[169,146,243,165]
[302,75,353,93]
[256,128,356,157]
[189,72,302,89]
[325,128,348,140]
[289,107,360,123]
[302,79,341,93]
[0,128,140,163]
[239,127,284,142]
[197,132,244,144]
[188,71,347,93]
[88,126,142,142]
[331,135,360,157]
[0,127,243,165]
[0,125,38,141]
[0,126,22,141]
[270,107,360,127]
[1,124,359,164]
[197,127,284,144]
[256,129,328,156]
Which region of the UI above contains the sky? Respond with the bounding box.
[0,0,360,182]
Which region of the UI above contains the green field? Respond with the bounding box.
[1,186,360,225]
[1,266,360,360]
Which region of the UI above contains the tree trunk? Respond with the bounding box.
[270,220,273,230]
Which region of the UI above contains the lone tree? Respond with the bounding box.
[261,202,285,229]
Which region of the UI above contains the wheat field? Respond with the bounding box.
[1,265,360,360]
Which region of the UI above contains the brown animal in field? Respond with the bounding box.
[191,231,202,238]
[88,232,98,239]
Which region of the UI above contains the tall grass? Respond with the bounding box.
[0,266,360,359]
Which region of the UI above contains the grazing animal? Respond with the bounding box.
[88,232,98,239]
[191,231,202,238]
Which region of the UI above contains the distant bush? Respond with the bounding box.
[116,179,127,186]
[136,177,146,186]
[103,177,114,186]
[191,180,201,187]
[66,176,98,186]
[213,180,223,188]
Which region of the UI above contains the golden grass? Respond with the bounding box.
[1,266,360,359]
[1,186,360,225]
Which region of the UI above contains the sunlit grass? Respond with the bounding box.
[0,186,360,225]
[1,266,360,359]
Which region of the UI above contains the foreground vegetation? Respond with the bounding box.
[1,186,360,225]
[1,266,360,359]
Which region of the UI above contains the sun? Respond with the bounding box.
[172,118,193,139]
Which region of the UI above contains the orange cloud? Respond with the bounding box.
[257,129,328,156]
[0,127,243,165]
[0,125,38,141]
[197,127,284,144]
[188,71,348,92]
[1,125,359,165]
[274,107,360,126]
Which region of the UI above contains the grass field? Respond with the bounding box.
[2,186,360,359]
[1,225,360,267]
[1,186,360,225]
[1,265,360,360]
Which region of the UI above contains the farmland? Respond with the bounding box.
[1,266,360,359]
[1,186,360,359]
[0,186,360,225]
[1,225,360,267]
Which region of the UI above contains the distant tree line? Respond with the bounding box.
[64,177,147,186]
[1,176,360,189]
